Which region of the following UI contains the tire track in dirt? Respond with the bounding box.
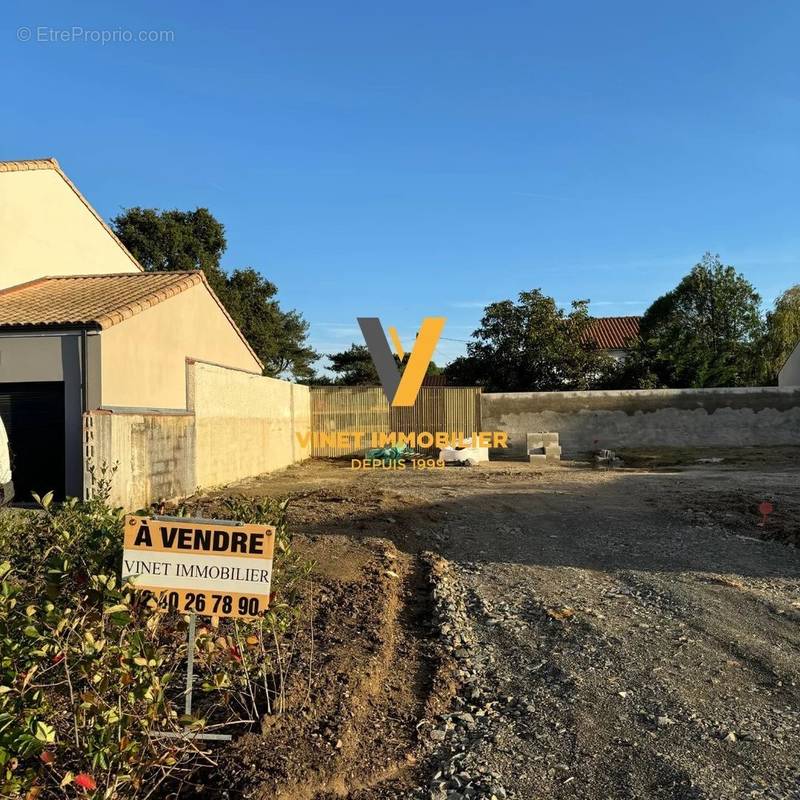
[202,539,451,800]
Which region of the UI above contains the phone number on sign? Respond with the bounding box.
[140,589,267,618]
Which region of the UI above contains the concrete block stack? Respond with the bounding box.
[527,432,561,464]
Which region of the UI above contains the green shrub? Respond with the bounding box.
[0,481,309,798]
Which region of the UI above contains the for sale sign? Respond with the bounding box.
[122,515,275,618]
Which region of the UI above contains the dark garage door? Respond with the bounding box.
[0,382,65,502]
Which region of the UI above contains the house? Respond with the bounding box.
[779,340,800,387]
[0,158,264,501]
[584,316,641,362]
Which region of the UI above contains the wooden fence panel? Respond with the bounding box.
[310,386,389,457]
[309,386,482,457]
[389,388,482,453]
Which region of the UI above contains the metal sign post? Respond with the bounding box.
[177,611,233,742]
[152,611,233,742]
[184,611,197,718]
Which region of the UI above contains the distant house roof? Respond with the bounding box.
[0,272,262,367]
[0,158,143,273]
[583,316,641,350]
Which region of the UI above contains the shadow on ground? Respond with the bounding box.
[271,463,800,580]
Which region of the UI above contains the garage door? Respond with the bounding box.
[0,382,65,502]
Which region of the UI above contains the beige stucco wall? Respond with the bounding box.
[0,169,139,290]
[84,364,310,509]
[189,361,311,488]
[779,342,800,387]
[100,282,263,410]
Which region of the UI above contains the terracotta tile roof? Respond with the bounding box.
[0,271,263,368]
[0,158,143,272]
[583,316,641,350]
[0,272,203,329]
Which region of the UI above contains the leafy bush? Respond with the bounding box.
[0,477,309,798]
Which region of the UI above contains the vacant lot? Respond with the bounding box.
[191,450,800,798]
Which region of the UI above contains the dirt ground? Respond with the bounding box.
[189,449,800,800]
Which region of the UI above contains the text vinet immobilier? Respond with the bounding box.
[296,431,509,449]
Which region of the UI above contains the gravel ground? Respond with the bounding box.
[209,453,800,800]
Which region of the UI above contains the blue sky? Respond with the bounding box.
[3,1,799,368]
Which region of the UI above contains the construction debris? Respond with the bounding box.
[365,443,419,464]
[440,437,489,467]
[593,449,625,469]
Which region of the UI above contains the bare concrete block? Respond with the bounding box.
[529,453,548,464]
[527,432,559,452]
[545,445,562,461]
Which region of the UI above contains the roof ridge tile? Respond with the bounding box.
[0,158,60,172]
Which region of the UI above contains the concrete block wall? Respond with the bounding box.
[188,361,311,489]
[482,386,800,458]
[84,410,195,511]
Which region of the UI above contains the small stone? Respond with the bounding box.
[724,731,737,742]
[430,729,447,742]
[656,716,675,727]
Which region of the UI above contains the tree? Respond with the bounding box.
[111,207,316,381]
[762,285,800,383]
[224,269,317,380]
[444,290,615,391]
[110,207,228,295]
[326,344,381,385]
[321,343,441,385]
[637,253,763,387]
[599,346,660,390]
